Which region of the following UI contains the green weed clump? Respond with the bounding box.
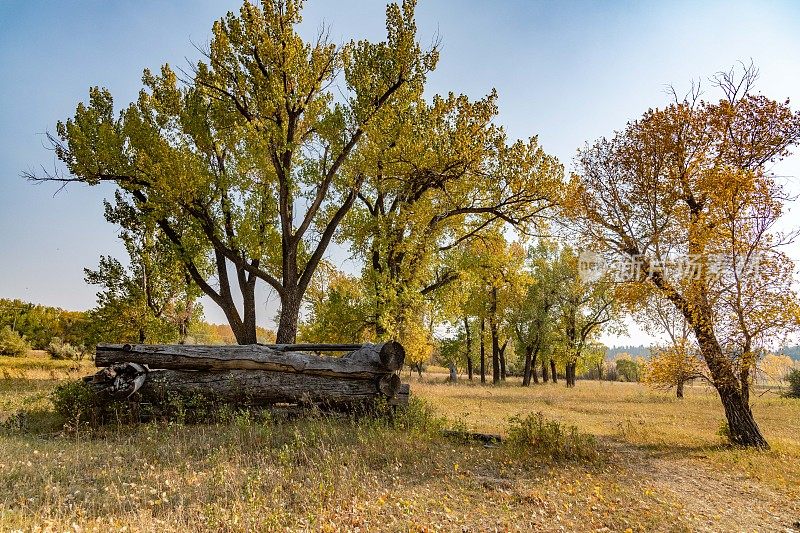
[50,379,104,428]
[390,396,444,434]
[506,411,601,463]
[0,326,30,357]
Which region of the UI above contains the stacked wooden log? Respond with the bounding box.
[85,341,409,411]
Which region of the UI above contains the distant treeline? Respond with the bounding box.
[605,345,650,359]
[605,343,800,361]
[0,298,91,349]
[0,298,274,349]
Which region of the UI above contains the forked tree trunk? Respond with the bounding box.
[565,361,576,387]
[710,358,768,448]
[522,346,533,386]
[239,274,258,344]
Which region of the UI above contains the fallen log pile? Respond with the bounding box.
[84,341,410,414]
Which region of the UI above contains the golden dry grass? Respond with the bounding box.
[408,373,800,498]
[0,354,798,531]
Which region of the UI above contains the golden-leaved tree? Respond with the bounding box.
[340,87,563,350]
[637,290,707,398]
[570,64,800,447]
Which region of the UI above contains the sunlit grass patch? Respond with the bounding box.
[0,355,797,530]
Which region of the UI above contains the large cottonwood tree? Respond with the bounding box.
[31,0,436,343]
[570,65,800,447]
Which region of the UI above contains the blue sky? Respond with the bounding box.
[1,1,799,344]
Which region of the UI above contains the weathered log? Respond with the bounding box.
[264,343,363,352]
[388,383,410,406]
[86,364,400,407]
[95,341,405,377]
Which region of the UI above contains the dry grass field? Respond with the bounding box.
[0,353,798,532]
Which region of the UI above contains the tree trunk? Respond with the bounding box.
[550,359,558,384]
[718,383,768,448]
[449,363,457,383]
[480,318,486,384]
[676,379,685,399]
[464,316,473,381]
[693,322,768,448]
[499,340,507,381]
[531,347,539,384]
[491,329,500,385]
[565,361,576,387]
[213,250,256,345]
[522,346,532,386]
[541,357,549,383]
[276,290,302,344]
[740,366,751,406]
[490,287,499,384]
[238,270,258,345]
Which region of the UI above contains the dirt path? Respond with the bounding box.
[610,441,800,532]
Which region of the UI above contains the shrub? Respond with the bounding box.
[391,396,444,433]
[0,326,30,357]
[45,337,86,361]
[51,380,103,428]
[506,412,601,462]
[786,368,800,399]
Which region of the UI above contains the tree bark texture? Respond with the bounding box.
[87,365,400,408]
[95,342,405,378]
[522,347,533,387]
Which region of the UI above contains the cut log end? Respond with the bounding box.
[378,341,405,371]
[378,373,401,397]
